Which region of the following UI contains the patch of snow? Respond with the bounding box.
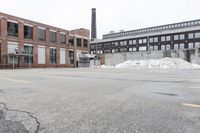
[192,64,200,69]
[100,65,115,68]
[101,58,200,69]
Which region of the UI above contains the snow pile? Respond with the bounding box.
[108,58,200,69]
[100,65,115,68]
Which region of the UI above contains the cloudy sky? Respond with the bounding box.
[0,0,200,39]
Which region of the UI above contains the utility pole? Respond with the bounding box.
[147,35,150,51]
[12,54,14,70]
[94,39,98,66]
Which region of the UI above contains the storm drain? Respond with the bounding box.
[153,92,178,97]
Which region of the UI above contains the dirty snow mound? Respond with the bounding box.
[114,58,200,69]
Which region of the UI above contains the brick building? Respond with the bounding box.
[0,12,90,69]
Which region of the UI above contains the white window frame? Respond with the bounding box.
[133,40,136,44]
[174,35,179,40]
[174,44,179,49]
[154,37,158,42]
[161,45,165,50]
[188,43,194,49]
[180,34,185,40]
[161,36,165,42]
[149,38,153,43]
[129,40,133,45]
[195,33,200,38]
[154,46,158,51]
[180,43,185,49]
[195,42,200,48]
[143,38,147,43]
[166,36,171,41]
[149,46,154,51]
[188,33,194,39]
[166,45,171,50]
[139,39,143,44]
[139,46,147,51]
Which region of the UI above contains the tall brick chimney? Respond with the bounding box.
[91,8,97,41]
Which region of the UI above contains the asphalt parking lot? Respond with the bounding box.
[0,68,200,133]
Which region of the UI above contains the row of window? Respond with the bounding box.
[7,21,88,47]
[20,45,75,64]
[38,29,66,44]
[92,33,200,48]
[91,42,200,54]
[103,20,200,39]
[24,45,33,64]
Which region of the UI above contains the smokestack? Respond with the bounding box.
[91,8,97,41]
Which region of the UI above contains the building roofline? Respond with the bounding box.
[102,19,200,39]
[91,25,200,44]
[0,12,89,36]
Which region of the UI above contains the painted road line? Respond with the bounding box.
[0,77,30,84]
[32,74,63,79]
[182,103,200,108]
[32,74,69,79]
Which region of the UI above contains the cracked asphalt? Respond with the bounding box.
[0,106,28,133]
[0,101,40,133]
[0,68,200,133]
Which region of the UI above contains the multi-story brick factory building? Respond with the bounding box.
[90,19,200,65]
[0,12,90,69]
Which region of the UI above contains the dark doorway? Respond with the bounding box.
[76,61,79,67]
[185,50,190,62]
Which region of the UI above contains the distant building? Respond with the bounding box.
[0,12,90,68]
[90,19,200,65]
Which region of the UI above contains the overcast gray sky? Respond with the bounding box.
[0,0,200,39]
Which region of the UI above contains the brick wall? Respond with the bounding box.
[0,12,90,69]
